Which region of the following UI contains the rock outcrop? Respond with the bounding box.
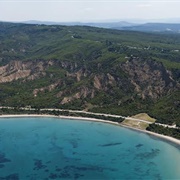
[0,58,179,105]
[0,60,54,83]
[121,58,177,99]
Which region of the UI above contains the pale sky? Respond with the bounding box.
[0,0,180,22]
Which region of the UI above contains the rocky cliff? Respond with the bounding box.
[121,58,177,99]
[0,60,54,83]
[0,58,178,104]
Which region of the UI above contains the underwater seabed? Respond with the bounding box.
[0,117,180,180]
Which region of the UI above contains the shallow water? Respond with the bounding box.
[0,117,179,180]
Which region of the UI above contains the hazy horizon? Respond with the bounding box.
[1,0,180,23]
[2,17,180,24]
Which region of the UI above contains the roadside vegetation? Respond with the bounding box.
[0,107,124,124]
[147,124,180,140]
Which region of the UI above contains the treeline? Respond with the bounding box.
[147,124,180,140]
[148,91,180,128]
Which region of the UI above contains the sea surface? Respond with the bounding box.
[0,117,179,180]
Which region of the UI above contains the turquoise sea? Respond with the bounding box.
[0,117,179,180]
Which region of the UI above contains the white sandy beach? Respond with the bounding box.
[0,114,180,146]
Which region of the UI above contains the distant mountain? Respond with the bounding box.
[155,18,180,24]
[83,21,137,28]
[23,20,60,25]
[21,21,180,33]
[121,23,180,33]
[23,20,138,29]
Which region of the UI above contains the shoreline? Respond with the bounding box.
[0,114,180,146]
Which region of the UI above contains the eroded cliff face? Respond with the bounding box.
[0,60,54,83]
[121,58,177,99]
[0,58,178,105]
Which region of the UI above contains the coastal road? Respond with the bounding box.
[0,106,153,124]
[1,106,179,128]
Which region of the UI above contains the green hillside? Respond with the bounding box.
[0,22,179,127]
